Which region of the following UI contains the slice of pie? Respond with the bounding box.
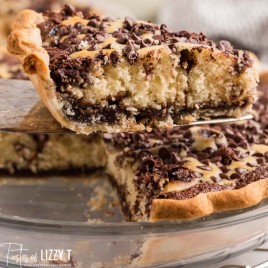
[7,5,258,134]
[103,83,268,221]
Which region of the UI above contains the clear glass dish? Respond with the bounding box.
[0,174,267,268]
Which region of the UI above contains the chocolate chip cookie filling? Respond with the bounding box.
[7,5,258,133]
[104,85,268,221]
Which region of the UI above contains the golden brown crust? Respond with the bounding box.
[150,177,268,221]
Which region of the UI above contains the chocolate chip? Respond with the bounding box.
[110,51,121,65]
[220,166,230,173]
[88,19,98,28]
[160,24,167,30]
[247,162,257,167]
[230,173,241,180]
[125,16,135,29]
[201,159,210,166]
[152,35,163,41]
[142,156,155,168]
[252,152,264,157]
[63,4,76,16]
[217,40,233,52]
[50,39,60,47]
[69,28,78,38]
[103,17,113,22]
[210,176,220,183]
[74,22,85,31]
[197,165,212,171]
[239,151,249,158]
[132,33,140,41]
[257,158,265,165]
[98,21,105,31]
[170,142,182,149]
[116,37,129,45]
[169,38,180,44]
[170,152,181,164]
[58,26,70,37]
[122,42,138,63]
[216,161,223,168]
[169,167,198,182]
[123,43,135,54]
[95,34,106,42]
[197,152,209,161]
[219,173,229,180]
[48,27,58,36]
[158,147,171,160]
[143,38,152,45]
[210,156,222,162]
[103,44,111,49]
[96,52,109,64]
[139,150,152,159]
[133,133,146,143]
[194,172,202,178]
[88,43,99,51]
[139,40,149,48]
[204,147,215,156]
[59,42,70,50]
[128,50,138,60]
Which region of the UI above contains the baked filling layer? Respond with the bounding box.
[104,85,268,220]
[35,5,257,128]
[62,93,249,124]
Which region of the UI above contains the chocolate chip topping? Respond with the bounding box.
[36,4,253,103]
[124,17,135,30]
[122,42,138,64]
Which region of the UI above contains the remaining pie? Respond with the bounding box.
[103,82,268,221]
[0,60,267,221]
[7,5,258,134]
[0,133,105,174]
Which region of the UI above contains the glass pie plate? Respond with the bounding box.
[0,174,267,268]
